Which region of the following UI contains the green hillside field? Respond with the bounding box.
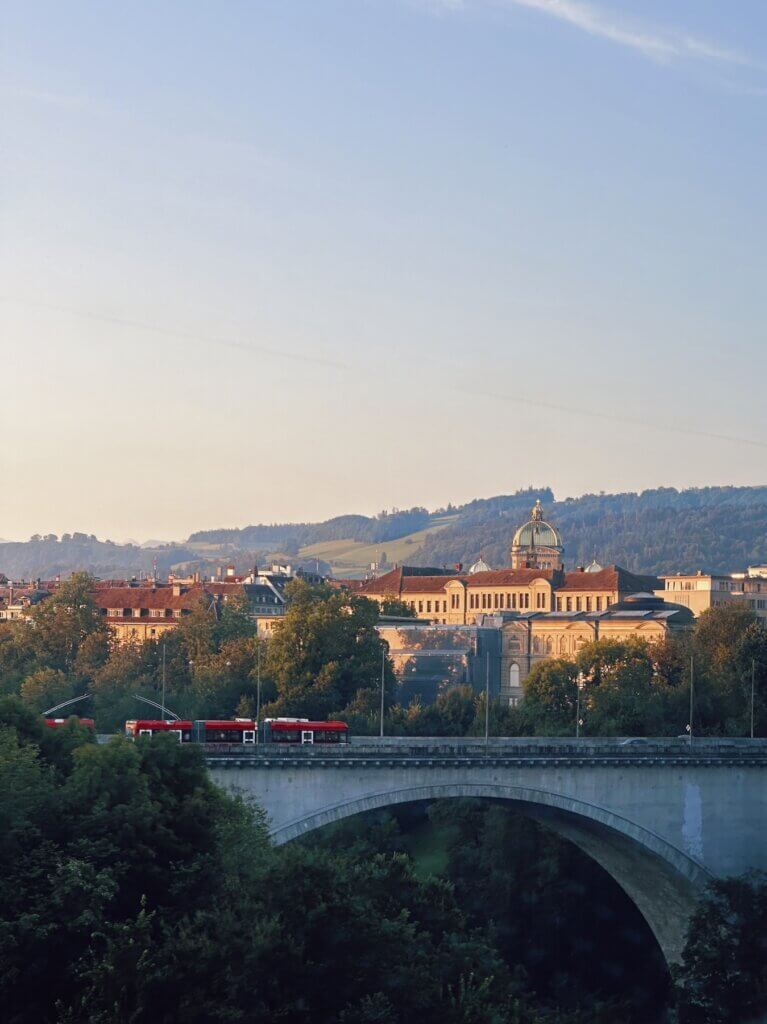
[299,515,459,577]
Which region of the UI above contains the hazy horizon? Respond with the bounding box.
[2,480,766,548]
[4,1,767,541]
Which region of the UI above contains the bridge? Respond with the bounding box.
[208,737,767,964]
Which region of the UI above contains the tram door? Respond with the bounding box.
[169,729,183,742]
[243,730,256,744]
[301,730,314,745]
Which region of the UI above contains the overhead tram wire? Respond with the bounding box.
[457,385,767,452]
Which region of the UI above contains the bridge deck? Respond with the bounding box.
[206,738,767,769]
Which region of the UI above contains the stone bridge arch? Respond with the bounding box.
[270,782,711,965]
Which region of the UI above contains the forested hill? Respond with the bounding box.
[410,486,767,576]
[2,486,767,579]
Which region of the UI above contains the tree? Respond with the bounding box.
[675,873,767,1024]
[27,572,108,671]
[20,667,73,712]
[575,639,667,736]
[522,659,578,734]
[263,581,394,719]
[695,605,757,674]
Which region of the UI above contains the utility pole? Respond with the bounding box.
[751,659,756,740]
[380,646,386,738]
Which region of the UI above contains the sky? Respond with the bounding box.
[2,0,766,542]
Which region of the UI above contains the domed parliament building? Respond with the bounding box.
[510,499,564,570]
[360,500,694,704]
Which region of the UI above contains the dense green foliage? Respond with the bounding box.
[0,700,579,1024]
[518,613,767,738]
[0,575,401,732]
[260,581,395,721]
[675,873,767,1024]
[312,800,671,1022]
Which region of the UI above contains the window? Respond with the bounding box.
[524,593,530,609]
[595,596,602,611]
[418,601,423,612]
[443,600,447,612]
[499,593,505,608]
[576,597,582,611]
[566,597,572,611]
[426,601,431,612]
[585,596,591,611]
[494,593,498,608]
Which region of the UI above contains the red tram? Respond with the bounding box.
[263,718,349,744]
[124,717,349,746]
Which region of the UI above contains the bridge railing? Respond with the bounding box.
[205,737,767,760]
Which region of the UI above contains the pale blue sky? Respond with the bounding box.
[2,1,766,541]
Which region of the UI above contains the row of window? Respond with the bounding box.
[532,635,587,655]
[103,607,185,618]
[411,599,448,614]
[407,592,612,615]
[469,592,539,611]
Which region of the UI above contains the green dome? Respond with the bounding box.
[513,520,563,550]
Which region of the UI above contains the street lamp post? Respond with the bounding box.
[576,671,585,738]
[751,659,756,740]
[379,646,386,738]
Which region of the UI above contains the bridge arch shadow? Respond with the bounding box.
[270,782,711,965]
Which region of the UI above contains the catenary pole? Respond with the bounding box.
[380,646,386,738]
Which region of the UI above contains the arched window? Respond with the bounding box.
[509,663,520,689]
[559,636,568,654]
